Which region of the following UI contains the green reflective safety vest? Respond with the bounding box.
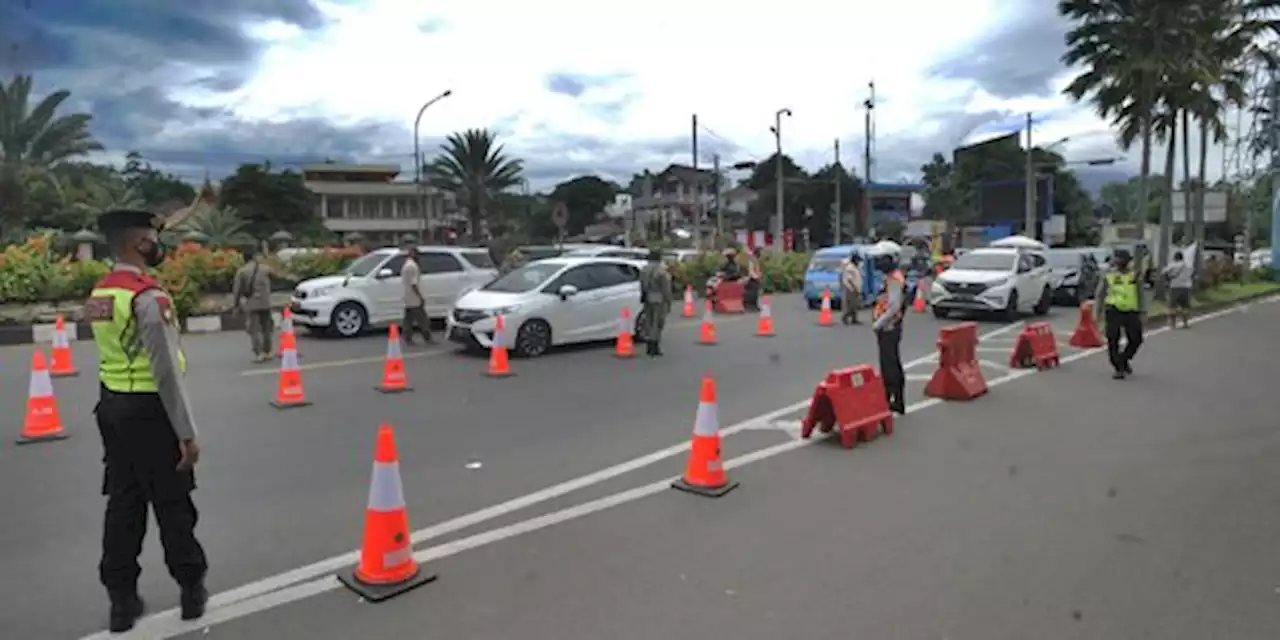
[87,270,186,393]
[1104,271,1140,312]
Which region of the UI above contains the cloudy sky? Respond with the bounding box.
[1,0,1244,191]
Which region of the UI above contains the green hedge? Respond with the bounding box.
[667,251,810,294]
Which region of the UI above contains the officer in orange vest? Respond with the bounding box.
[870,242,907,414]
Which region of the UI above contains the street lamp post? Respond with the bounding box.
[413,89,454,242]
[772,108,792,255]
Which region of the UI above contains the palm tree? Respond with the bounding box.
[424,129,524,242]
[183,206,254,248]
[0,74,104,230]
[44,172,143,230]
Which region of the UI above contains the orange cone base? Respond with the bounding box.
[375,385,413,394]
[16,432,69,445]
[270,399,312,410]
[671,477,739,498]
[50,370,79,378]
[614,353,635,359]
[338,566,437,603]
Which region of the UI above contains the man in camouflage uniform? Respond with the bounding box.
[639,248,672,356]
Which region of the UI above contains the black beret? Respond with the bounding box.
[98,209,161,234]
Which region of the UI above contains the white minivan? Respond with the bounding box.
[290,246,498,337]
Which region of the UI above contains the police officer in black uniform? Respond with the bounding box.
[89,210,208,632]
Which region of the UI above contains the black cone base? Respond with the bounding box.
[671,478,739,498]
[338,567,436,603]
[375,386,413,394]
[270,400,312,410]
[16,432,69,445]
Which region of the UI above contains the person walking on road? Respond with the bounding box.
[870,241,907,414]
[1094,248,1146,379]
[88,209,208,633]
[840,251,863,325]
[1163,250,1193,330]
[640,248,672,356]
[400,240,432,345]
[232,244,275,362]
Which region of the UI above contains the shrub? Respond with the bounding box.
[666,250,810,294]
[279,247,362,281]
[154,242,245,317]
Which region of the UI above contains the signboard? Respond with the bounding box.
[551,202,569,229]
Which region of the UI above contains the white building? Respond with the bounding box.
[302,164,456,245]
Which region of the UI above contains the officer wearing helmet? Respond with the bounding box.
[869,240,908,413]
[1093,247,1146,379]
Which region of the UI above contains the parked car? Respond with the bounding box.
[1046,248,1100,305]
[289,246,498,337]
[928,247,1054,321]
[447,256,648,358]
[563,245,651,260]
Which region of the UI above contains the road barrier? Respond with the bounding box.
[924,322,988,401]
[800,365,894,449]
[1069,301,1105,349]
[710,280,746,314]
[1010,322,1061,370]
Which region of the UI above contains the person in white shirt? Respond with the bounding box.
[400,240,432,344]
[839,252,863,325]
[1162,250,1193,329]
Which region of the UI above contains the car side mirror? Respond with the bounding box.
[1017,264,1031,273]
[557,284,579,300]
[375,268,395,279]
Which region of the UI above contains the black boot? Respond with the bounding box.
[180,581,208,621]
[108,590,145,633]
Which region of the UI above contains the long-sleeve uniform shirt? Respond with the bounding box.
[124,265,199,440]
[872,276,904,333]
[231,260,273,311]
[1093,266,1147,322]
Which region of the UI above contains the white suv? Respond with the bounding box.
[929,247,1054,321]
[290,246,498,337]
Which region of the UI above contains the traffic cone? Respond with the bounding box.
[338,423,437,602]
[614,307,635,358]
[672,376,738,497]
[276,306,295,360]
[698,301,717,345]
[16,350,69,444]
[682,285,696,318]
[49,314,79,377]
[270,331,311,408]
[376,324,411,393]
[1069,301,1105,348]
[486,315,514,377]
[817,288,834,326]
[756,296,775,337]
[911,286,927,313]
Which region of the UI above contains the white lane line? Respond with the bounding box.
[906,373,933,381]
[82,321,1029,640]
[979,359,1011,371]
[975,346,1009,353]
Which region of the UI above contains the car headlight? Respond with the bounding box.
[309,285,338,298]
[987,278,1012,290]
[493,305,522,316]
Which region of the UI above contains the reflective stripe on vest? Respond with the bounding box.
[1104,272,1140,312]
[87,271,186,392]
[872,270,905,320]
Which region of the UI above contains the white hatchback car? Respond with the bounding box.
[929,247,1055,321]
[290,246,498,337]
[447,256,651,357]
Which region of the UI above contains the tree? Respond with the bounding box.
[216,162,317,239]
[919,153,971,224]
[424,129,524,242]
[0,74,104,232]
[182,206,254,248]
[122,151,196,207]
[741,153,808,231]
[801,163,862,247]
[1099,176,1166,223]
[548,175,619,237]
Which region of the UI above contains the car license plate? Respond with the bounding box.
[449,327,470,341]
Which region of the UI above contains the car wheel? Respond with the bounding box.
[633,308,650,343]
[807,299,821,310]
[1002,291,1020,322]
[329,301,367,338]
[514,319,552,358]
[1033,287,1052,316]
[932,306,950,319]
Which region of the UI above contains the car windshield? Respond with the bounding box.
[952,252,1015,271]
[809,255,846,271]
[1046,251,1080,268]
[342,253,386,277]
[460,250,495,269]
[483,262,563,293]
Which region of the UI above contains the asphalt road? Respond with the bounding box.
[1,295,1256,638]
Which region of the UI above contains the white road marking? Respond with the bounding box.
[974,346,1009,353]
[79,320,1051,639]
[979,359,1011,371]
[906,373,934,381]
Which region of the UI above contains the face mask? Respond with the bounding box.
[138,240,165,267]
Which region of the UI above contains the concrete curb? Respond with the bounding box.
[1143,287,1279,325]
[0,309,287,346]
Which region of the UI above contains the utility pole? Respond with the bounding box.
[863,82,875,239]
[773,108,792,255]
[692,114,701,251]
[833,139,842,244]
[1024,111,1036,240]
[1267,68,1280,278]
[713,153,723,246]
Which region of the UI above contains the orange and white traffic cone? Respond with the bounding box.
[276,306,295,360]
[49,314,78,377]
[682,285,696,318]
[16,350,69,444]
[698,301,717,345]
[817,288,834,326]
[911,285,927,313]
[271,331,311,408]
[486,315,514,377]
[615,307,635,358]
[338,423,437,602]
[376,324,411,393]
[756,296,775,337]
[672,376,738,497]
